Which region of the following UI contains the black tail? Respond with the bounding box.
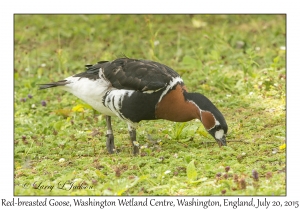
[38,80,70,90]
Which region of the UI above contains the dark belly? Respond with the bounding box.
[120,91,161,123]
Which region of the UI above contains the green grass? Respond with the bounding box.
[14,14,286,195]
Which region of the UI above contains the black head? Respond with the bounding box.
[186,92,228,146]
[207,118,228,146]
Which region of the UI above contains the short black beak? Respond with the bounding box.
[217,136,227,147]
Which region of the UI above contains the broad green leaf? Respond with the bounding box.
[53,121,64,130]
[190,177,208,184]
[95,170,106,179]
[187,160,197,181]
[273,56,279,64]
[182,55,197,67]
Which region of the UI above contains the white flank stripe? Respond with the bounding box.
[104,89,134,118]
[158,76,183,103]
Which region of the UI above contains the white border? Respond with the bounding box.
[2,0,299,209]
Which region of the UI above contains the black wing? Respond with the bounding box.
[72,58,181,91]
[72,61,110,80]
[102,58,180,91]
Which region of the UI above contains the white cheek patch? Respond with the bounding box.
[215,129,224,140]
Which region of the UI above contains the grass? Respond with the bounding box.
[14,14,286,195]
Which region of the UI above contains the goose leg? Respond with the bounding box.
[128,124,139,155]
[105,116,115,154]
